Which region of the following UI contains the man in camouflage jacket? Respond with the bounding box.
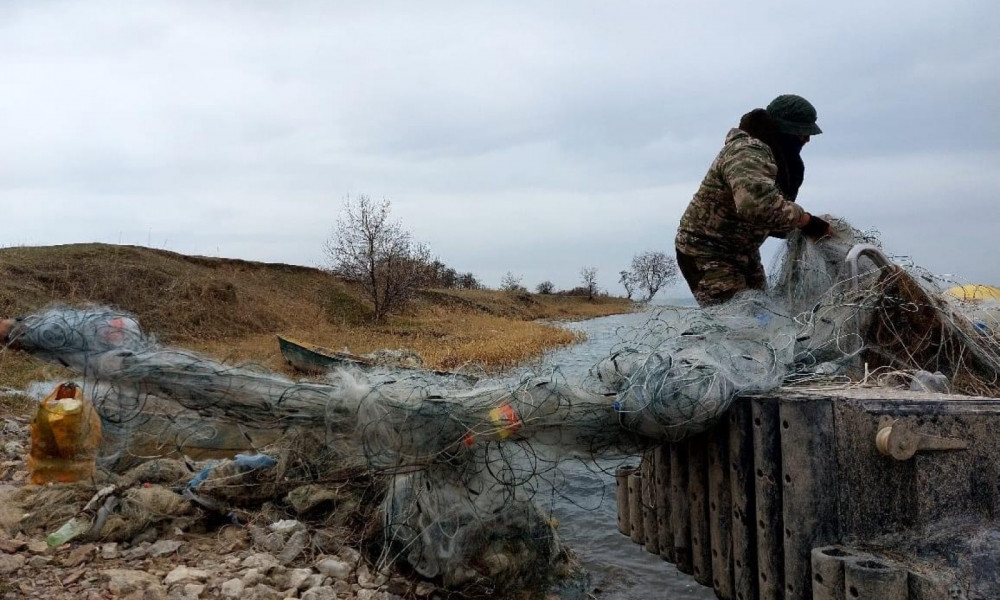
[675,94,830,306]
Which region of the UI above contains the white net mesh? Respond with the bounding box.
[8,218,999,593]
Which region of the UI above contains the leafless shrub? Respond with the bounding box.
[580,267,598,301]
[630,251,677,301]
[500,272,526,293]
[619,270,637,300]
[457,272,481,290]
[324,195,430,322]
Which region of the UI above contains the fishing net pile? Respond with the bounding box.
[6,217,999,597]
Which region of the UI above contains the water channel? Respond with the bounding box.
[532,307,715,600]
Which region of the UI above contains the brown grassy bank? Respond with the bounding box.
[0,243,633,393]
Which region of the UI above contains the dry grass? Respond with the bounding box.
[195,310,586,375]
[0,243,369,344]
[0,351,72,415]
[0,243,634,389]
[192,291,634,374]
[0,351,73,389]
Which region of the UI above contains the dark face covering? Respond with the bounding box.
[738,109,806,201]
[774,133,805,201]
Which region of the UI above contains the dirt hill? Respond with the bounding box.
[0,243,369,343]
[0,244,632,379]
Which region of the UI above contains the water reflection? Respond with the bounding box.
[534,308,715,600]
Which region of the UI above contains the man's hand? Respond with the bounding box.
[800,213,831,241]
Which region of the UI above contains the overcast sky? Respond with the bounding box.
[1,1,997,296]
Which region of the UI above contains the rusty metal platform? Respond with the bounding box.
[616,387,1000,600]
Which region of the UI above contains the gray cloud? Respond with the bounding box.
[1,0,997,294]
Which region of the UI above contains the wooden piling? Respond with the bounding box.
[780,399,839,600]
[628,471,644,544]
[653,444,674,562]
[615,465,636,536]
[670,442,693,574]
[729,399,758,600]
[688,434,713,587]
[641,450,660,555]
[752,397,784,600]
[708,420,734,600]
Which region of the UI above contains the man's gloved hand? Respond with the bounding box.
[801,214,831,241]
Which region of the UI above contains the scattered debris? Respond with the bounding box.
[2,219,999,599]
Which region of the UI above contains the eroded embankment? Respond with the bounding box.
[0,243,633,391]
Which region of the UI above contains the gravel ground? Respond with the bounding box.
[0,414,464,600]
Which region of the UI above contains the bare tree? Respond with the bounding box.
[619,270,638,300]
[457,272,481,290]
[580,266,598,301]
[324,195,431,322]
[535,280,555,295]
[426,259,462,288]
[500,272,525,293]
[630,251,678,301]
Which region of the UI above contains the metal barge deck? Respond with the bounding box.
[615,387,999,600]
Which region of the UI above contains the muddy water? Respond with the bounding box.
[535,308,715,600]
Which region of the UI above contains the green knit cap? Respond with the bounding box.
[766,94,822,136]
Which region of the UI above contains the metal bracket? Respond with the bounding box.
[875,418,968,460]
[845,244,894,290]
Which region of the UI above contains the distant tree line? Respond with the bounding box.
[534,256,677,302]
[534,267,607,300]
[425,260,482,290]
[326,195,664,322]
[527,268,600,299]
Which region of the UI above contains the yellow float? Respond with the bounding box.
[945,284,1000,302]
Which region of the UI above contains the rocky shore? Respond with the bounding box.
[0,413,479,600]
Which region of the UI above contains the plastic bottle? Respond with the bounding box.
[28,382,102,484]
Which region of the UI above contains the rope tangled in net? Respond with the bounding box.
[6,218,998,595]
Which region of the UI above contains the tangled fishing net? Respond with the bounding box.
[6,218,999,597]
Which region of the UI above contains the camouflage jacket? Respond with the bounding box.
[675,128,804,260]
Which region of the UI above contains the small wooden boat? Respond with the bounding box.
[277,335,374,374]
[277,334,479,382]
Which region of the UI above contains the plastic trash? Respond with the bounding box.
[45,517,92,547]
[28,382,102,484]
[186,454,276,489]
[269,519,304,533]
[908,370,951,393]
[186,461,221,489]
[233,453,277,470]
[45,485,118,546]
